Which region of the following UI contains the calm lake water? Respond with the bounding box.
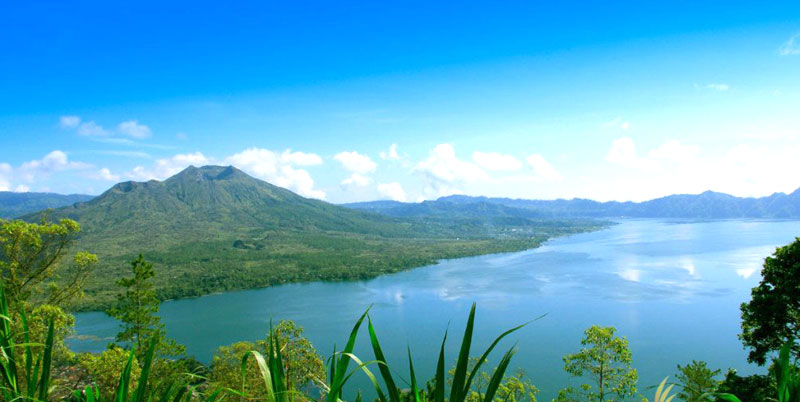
[69,219,800,399]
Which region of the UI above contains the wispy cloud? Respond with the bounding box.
[705,83,730,91]
[117,120,152,139]
[603,117,630,130]
[779,33,800,56]
[94,150,153,159]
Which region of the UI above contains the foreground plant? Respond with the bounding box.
[715,340,800,402]
[0,282,57,401]
[366,303,529,402]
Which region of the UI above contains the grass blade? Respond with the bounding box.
[450,303,477,402]
[408,348,421,402]
[481,347,516,402]
[368,316,401,402]
[115,349,136,402]
[434,331,448,402]
[463,315,541,398]
[242,350,274,401]
[133,336,158,402]
[327,308,370,402]
[36,319,55,402]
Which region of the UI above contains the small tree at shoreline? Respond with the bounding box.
[106,254,184,360]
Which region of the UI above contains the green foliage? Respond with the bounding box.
[0,216,97,311]
[674,360,720,401]
[28,303,76,365]
[740,237,800,365]
[447,358,538,402]
[107,254,185,360]
[714,341,800,402]
[557,325,638,402]
[81,347,142,401]
[715,369,772,402]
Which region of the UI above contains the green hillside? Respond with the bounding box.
[32,165,601,311]
[0,191,94,218]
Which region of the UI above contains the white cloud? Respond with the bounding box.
[0,152,94,192]
[605,137,640,168]
[95,168,121,182]
[281,150,323,166]
[341,173,371,187]
[604,117,631,130]
[525,154,563,181]
[18,151,93,182]
[0,163,11,191]
[595,135,800,201]
[648,140,700,166]
[606,137,700,172]
[77,121,110,136]
[59,115,81,129]
[128,152,212,181]
[415,144,488,197]
[380,144,401,160]
[377,182,407,202]
[472,151,523,171]
[225,148,325,199]
[736,268,757,279]
[619,269,641,282]
[117,120,152,139]
[334,151,377,174]
[779,33,800,56]
[706,83,730,91]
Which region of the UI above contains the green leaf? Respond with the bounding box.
[368,316,401,402]
[482,347,516,402]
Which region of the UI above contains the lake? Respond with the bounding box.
[69,219,800,399]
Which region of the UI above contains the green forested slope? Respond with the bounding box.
[29,165,601,310]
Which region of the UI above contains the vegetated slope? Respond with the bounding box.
[31,165,601,310]
[346,189,800,219]
[0,191,94,218]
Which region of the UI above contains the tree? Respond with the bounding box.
[447,357,539,402]
[715,369,772,402]
[80,347,142,401]
[740,237,800,365]
[674,360,720,401]
[1,217,97,372]
[210,320,325,399]
[556,326,638,402]
[0,217,97,311]
[106,254,184,359]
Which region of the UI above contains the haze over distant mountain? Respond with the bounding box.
[31,165,594,310]
[345,188,800,219]
[0,191,94,218]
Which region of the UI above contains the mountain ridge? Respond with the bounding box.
[346,187,800,219]
[0,191,94,218]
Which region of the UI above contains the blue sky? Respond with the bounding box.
[1,1,799,202]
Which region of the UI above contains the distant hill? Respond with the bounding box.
[31,166,598,310]
[0,191,94,218]
[345,189,800,219]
